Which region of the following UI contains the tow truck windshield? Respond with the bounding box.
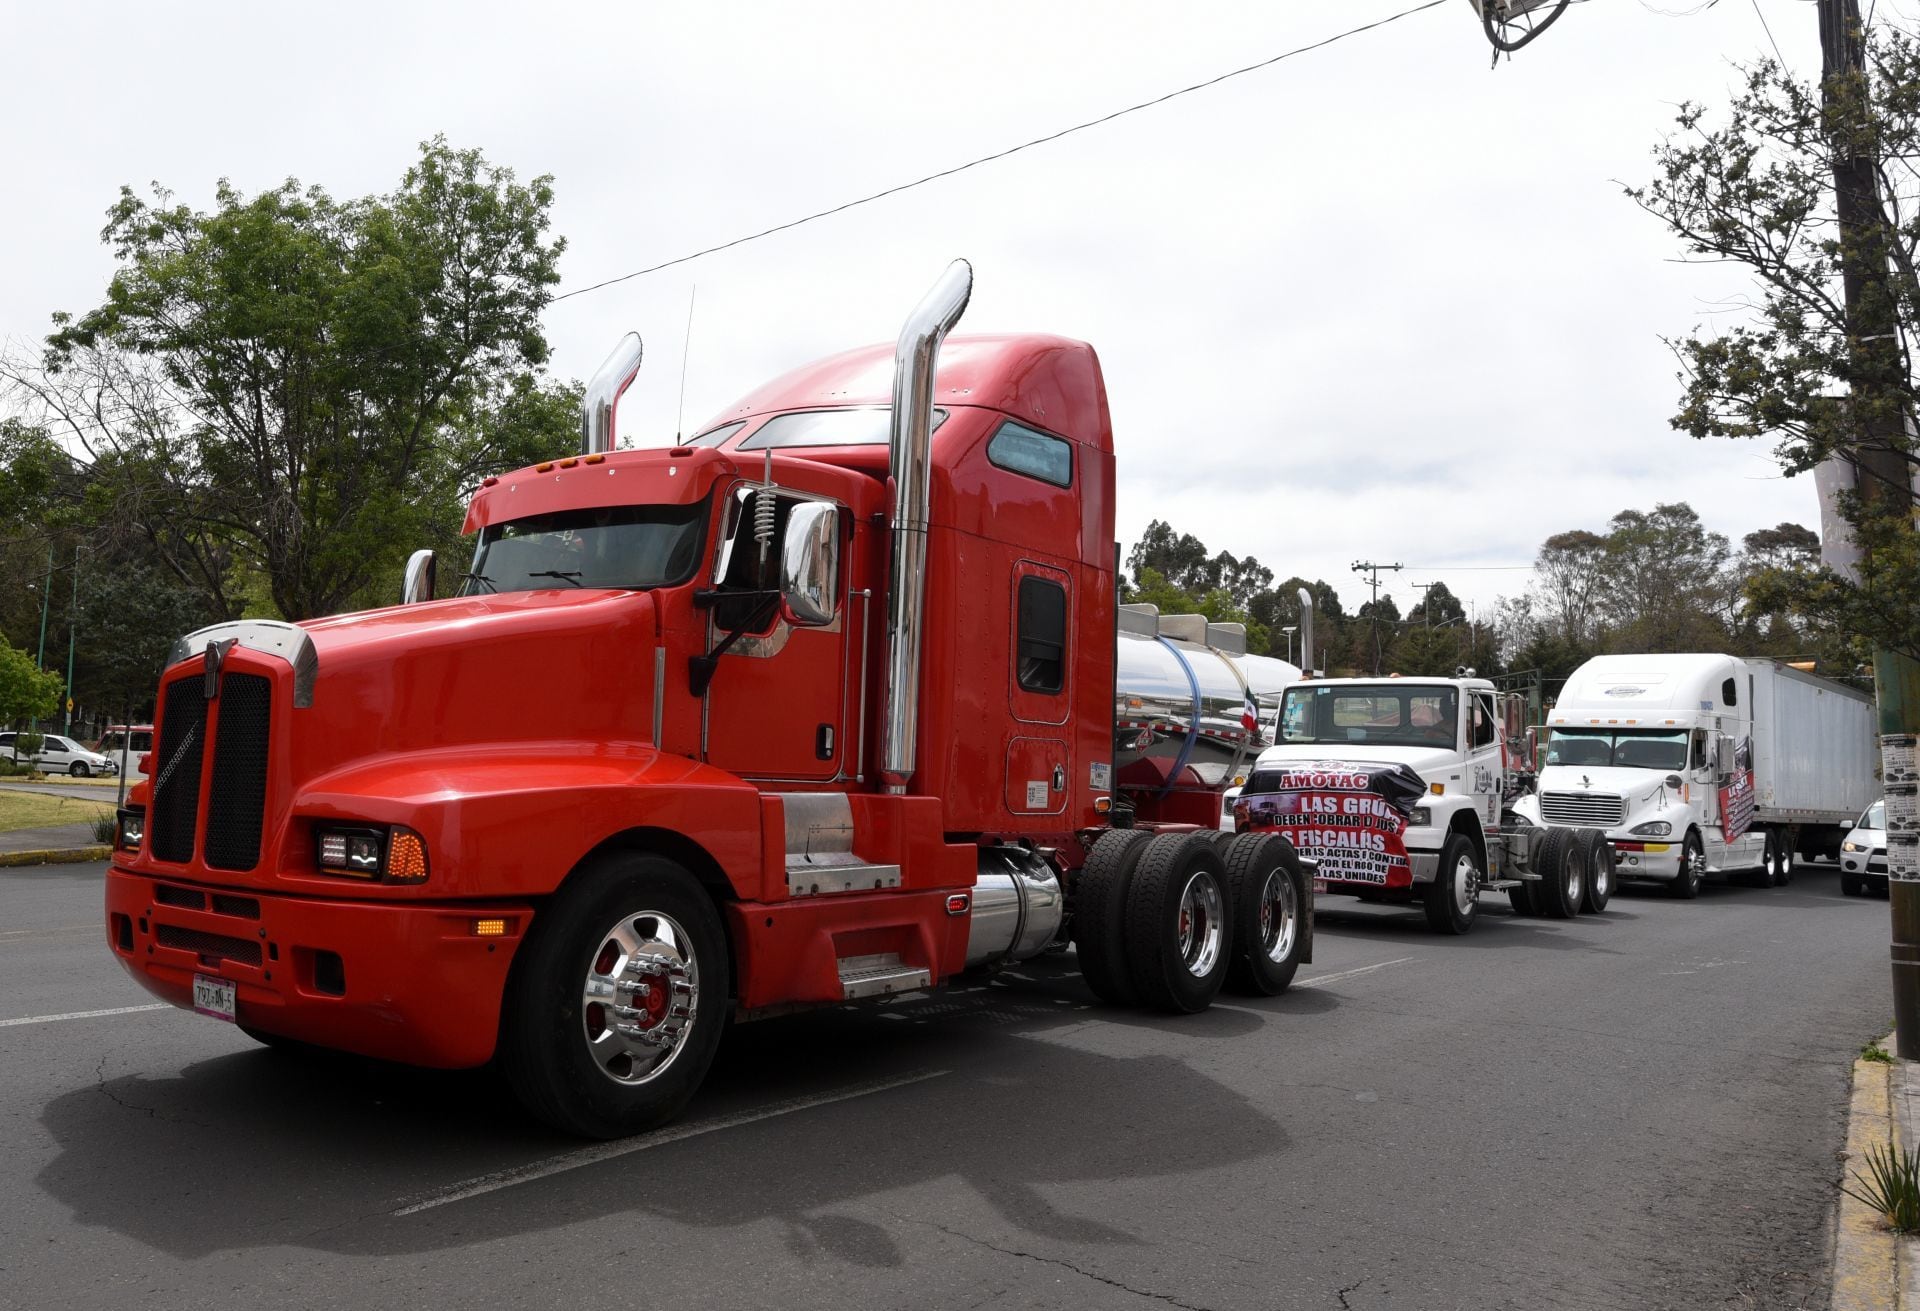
[459,503,707,596]
[1279,684,1459,748]
[1545,728,1688,771]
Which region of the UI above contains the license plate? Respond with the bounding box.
[193,974,236,1023]
[1313,878,1329,893]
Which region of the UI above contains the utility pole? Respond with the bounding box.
[63,545,80,733]
[1815,0,1920,1055]
[31,544,51,735]
[1351,560,1402,676]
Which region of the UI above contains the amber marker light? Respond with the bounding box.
[386,827,430,884]
[471,918,508,937]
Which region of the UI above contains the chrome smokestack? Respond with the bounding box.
[581,332,644,454]
[1297,587,1315,676]
[881,260,973,794]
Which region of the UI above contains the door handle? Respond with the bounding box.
[1052,764,1066,792]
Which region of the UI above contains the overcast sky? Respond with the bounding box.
[2,0,1823,620]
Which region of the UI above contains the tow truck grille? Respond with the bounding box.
[149,676,207,863]
[205,673,271,871]
[1540,792,1626,827]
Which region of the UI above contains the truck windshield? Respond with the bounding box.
[1545,728,1688,771]
[459,503,706,596]
[1278,685,1458,748]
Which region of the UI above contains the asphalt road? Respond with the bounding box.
[0,858,1887,1311]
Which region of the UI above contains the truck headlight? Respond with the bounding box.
[116,807,144,852]
[1630,821,1673,837]
[315,823,430,884]
[1410,806,1432,828]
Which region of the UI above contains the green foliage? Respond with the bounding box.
[1629,26,1920,662]
[0,641,61,725]
[5,137,576,622]
[1861,1038,1894,1064]
[1844,1142,1920,1233]
[91,812,118,845]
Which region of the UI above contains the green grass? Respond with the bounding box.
[0,791,115,835]
[1845,1143,1920,1233]
[1862,1039,1894,1065]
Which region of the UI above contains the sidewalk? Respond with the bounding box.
[0,822,109,867]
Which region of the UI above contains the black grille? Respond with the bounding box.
[212,893,260,920]
[154,884,206,911]
[149,677,207,863]
[205,672,272,871]
[155,923,262,967]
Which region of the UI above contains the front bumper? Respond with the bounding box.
[105,866,532,1068]
[1609,839,1680,879]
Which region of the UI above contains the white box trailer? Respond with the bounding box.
[1512,654,1879,897]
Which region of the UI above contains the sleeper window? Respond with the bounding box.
[1016,576,1067,694]
[988,421,1073,488]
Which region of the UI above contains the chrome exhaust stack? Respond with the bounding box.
[581,332,644,455]
[880,260,972,794]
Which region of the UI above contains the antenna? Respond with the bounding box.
[675,283,697,444]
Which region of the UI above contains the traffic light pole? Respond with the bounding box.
[1814,0,1920,1055]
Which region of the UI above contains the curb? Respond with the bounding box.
[1833,1045,1901,1311]
[0,845,111,868]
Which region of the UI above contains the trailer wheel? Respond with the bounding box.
[1221,832,1306,995]
[1572,829,1613,913]
[1533,828,1581,918]
[1423,831,1482,934]
[1071,829,1153,1005]
[1668,831,1705,899]
[499,852,727,1139]
[1124,833,1232,1013]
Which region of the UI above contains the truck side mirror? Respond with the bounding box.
[1714,735,1735,780]
[401,550,436,604]
[779,502,839,627]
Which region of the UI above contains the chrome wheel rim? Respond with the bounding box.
[1452,853,1480,917]
[1565,859,1584,907]
[1593,853,1611,900]
[1685,843,1704,887]
[1177,870,1226,978]
[580,909,699,1085]
[1256,867,1299,964]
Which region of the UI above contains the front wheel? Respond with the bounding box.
[1842,873,1866,897]
[1669,832,1705,900]
[500,853,728,1139]
[69,762,90,777]
[1422,832,1482,935]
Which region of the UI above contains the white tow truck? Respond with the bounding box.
[1232,674,1610,934]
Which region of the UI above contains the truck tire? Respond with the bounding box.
[1573,828,1613,913]
[1221,832,1307,995]
[1507,882,1536,915]
[1669,831,1705,900]
[1423,831,1482,934]
[1124,833,1232,1013]
[499,852,728,1139]
[1773,827,1794,886]
[1756,828,1781,888]
[1072,829,1153,1005]
[1534,828,1581,919]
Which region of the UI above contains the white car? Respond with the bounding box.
[1840,800,1887,898]
[0,731,117,777]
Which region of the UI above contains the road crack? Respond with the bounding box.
[928,1222,1213,1310]
[1335,1277,1364,1309]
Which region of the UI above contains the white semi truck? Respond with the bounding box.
[1511,654,1880,896]
[1232,674,1606,934]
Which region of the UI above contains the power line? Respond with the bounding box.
[549,1,1452,305]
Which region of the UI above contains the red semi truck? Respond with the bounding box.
[103,263,1312,1137]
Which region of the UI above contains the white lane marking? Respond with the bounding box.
[0,1003,170,1028]
[392,1068,950,1216]
[1294,958,1418,989]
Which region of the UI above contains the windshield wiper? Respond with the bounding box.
[527,570,584,587]
[458,572,498,594]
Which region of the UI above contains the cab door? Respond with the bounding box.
[1466,691,1503,874]
[699,485,848,782]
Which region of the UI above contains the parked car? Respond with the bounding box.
[1840,800,1888,898]
[0,731,117,777]
[93,725,154,784]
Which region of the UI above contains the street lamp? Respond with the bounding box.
[1281,625,1298,665]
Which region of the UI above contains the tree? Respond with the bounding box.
[0,638,62,726]
[3,137,578,621]
[1533,530,1605,647]
[1629,26,1920,660]
[1408,581,1466,628]
[1598,502,1735,649]
[1389,624,1465,676]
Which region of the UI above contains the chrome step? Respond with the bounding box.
[838,952,931,1000]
